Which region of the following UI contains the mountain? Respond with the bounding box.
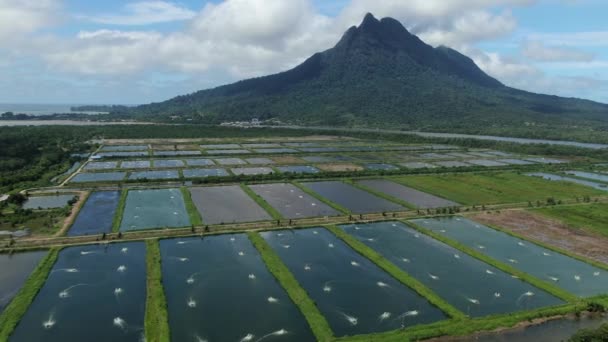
[123,13,608,131]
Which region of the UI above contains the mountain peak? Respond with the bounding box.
[360,12,380,28]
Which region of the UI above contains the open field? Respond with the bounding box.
[533,203,608,238]
[469,209,608,265]
[393,173,605,205]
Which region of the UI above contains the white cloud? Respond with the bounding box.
[527,31,608,47]
[79,1,196,26]
[0,0,61,43]
[522,40,595,62]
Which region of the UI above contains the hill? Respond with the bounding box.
[121,13,608,132]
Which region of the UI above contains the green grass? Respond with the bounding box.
[248,232,334,341]
[533,203,608,239]
[180,187,203,226]
[0,209,68,236]
[111,188,129,233]
[291,181,351,215]
[404,220,579,303]
[239,184,283,221]
[145,239,171,342]
[0,248,59,340]
[325,225,465,320]
[392,172,604,205]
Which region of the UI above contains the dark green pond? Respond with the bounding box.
[0,251,47,313]
[340,222,563,317]
[411,217,608,297]
[10,242,146,342]
[160,234,314,342]
[262,228,446,336]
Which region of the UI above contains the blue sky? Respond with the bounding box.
[0,0,606,105]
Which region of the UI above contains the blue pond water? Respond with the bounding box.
[10,242,147,342]
[68,191,119,236]
[411,217,608,297]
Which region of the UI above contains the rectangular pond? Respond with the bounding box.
[182,168,228,178]
[276,165,320,174]
[364,163,399,171]
[411,217,608,297]
[249,183,339,219]
[83,161,118,170]
[189,186,271,224]
[120,188,190,231]
[101,145,147,151]
[497,159,534,165]
[201,144,241,149]
[525,157,565,164]
[206,149,251,155]
[119,160,151,169]
[0,251,47,313]
[184,158,215,166]
[302,181,405,214]
[340,222,563,317]
[466,159,509,167]
[262,228,446,336]
[160,234,314,341]
[10,242,146,342]
[214,158,247,165]
[23,194,75,209]
[565,171,608,183]
[253,148,298,154]
[152,159,185,168]
[231,167,274,176]
[400,162,437,169]
[95,151,148,158]
[526,173,608,191]
[241,143,281,148]
[68,191,119,236]
[244,157,275,165]
[153,150,201,156]
[71,172,126,183]
[433,161,472,168]
[128,170,180,180]
[357,179,458,209]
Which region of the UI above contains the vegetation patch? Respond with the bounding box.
[404,220,579,303]
[533,203,608,239]
[393,172,604,205]
[111,189,129,233]
[247,232,334,342]
[180,187,203,226]
[144,239,171,342]
[0,248,59,340]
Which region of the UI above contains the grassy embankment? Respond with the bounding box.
[0,248,59,340]
[239,184,283,221]
[533,203,608,239]
[180,187,203,226]
[325,225,465,320]
[290,181,351,215]
[247,232,334,342]
[392,172,605,205]
[404,220,578,302]
[111,189,129,232]
[144,239,171,342]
